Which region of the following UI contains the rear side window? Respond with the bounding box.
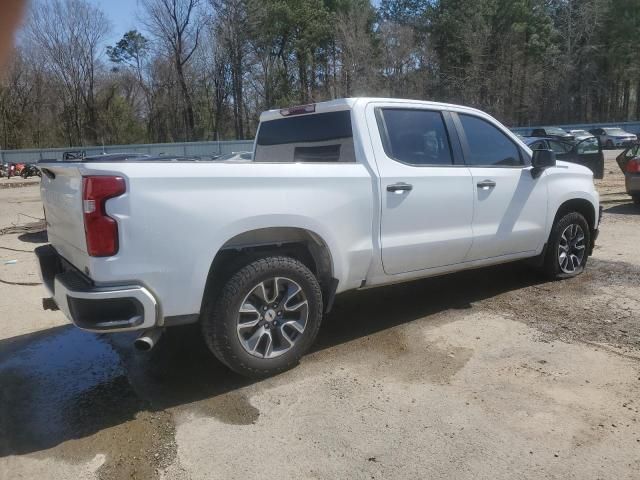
[459,114,522,166]
[376,109,453,166]
[254,110,355,163]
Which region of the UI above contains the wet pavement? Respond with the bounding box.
[1,261,546,474]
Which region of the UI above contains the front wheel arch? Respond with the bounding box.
[552,198,595,233]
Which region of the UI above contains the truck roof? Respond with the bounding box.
[259,97,490,122]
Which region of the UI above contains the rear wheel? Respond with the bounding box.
[632,195,640,205]
[201,256,323,377]
[606,139,614,149]
[542,212,590,279]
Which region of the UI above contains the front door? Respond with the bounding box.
[554,138,604,179]
[367,104,474,275]
[454,113,548,261]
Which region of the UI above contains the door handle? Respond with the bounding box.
[387,182,413,193]
[477,180,496,190]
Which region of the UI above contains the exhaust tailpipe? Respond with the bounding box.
[134,328,163,352]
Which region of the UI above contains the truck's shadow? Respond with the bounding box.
[0,262,544,457]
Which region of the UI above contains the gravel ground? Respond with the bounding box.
[0,153,639,480]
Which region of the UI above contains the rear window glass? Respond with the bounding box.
[376,108,453,166]
[254,110,355,163]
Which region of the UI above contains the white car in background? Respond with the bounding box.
[568,129,595,142]
[589,127,637,148]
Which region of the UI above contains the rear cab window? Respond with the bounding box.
[254,110,355,163]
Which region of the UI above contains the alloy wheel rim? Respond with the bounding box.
[236,276,308,359]
[558,224,586,274]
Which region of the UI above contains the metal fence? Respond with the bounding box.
[511,121,640,136]
[0,140,255,164]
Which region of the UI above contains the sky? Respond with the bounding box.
[88,0,141,46]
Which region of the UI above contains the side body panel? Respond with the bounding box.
[42,161,375,319]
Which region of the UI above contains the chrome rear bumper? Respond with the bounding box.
[35,245,158,332]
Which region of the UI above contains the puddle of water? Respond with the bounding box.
[0,326,131,456]
[0,325,177,480]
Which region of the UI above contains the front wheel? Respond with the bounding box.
[201,256,323,378]
[542,212,591,279]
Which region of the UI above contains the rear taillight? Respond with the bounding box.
[626,159,640,174]
[82,176,126,257]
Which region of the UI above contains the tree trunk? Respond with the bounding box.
[175,59,195,141]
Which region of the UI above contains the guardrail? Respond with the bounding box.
[0,140,255,164]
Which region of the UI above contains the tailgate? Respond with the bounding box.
[39,164,88,266]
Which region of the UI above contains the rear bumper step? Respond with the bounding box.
[35,245,158,332]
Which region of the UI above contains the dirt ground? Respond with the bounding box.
[1,153,639,480]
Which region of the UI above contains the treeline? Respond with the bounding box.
[0,0,639,149]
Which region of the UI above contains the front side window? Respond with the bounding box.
[548,140,572,154]
[254,110,355,163]
[459,114,522,166]
[576,138,599,154]
[376,108,453,166]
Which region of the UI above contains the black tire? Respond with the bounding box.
[606,140,613,149]
[632,195,640,205]
[542,211,591,280]
[201,256,323,378]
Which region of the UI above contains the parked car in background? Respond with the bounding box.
[530,127,575,142]
[589,127,637,148]
[524,136,604,179]
[20,164,41,178]
[36,97,601,378]
[0,162,17,178]
[568,129,595,142]
[13,163,26,176]
[616,143,640,204]
[214,151,253,162]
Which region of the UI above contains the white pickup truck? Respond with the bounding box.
[36,98,601,377]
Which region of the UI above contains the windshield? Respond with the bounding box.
[545,127,569,135]
[570,130,589,135]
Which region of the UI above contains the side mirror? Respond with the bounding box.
[531,149,556,178]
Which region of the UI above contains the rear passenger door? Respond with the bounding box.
[367,104,474,275]
[453,113,548,261]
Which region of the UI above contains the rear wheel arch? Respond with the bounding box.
[201,227,335,314]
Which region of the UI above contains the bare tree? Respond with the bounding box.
[142,0,203,140]
[210,0,248,139]
[335,2,378,97]
[25,0,110,145]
